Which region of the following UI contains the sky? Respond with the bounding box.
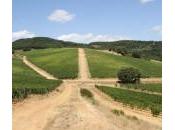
[13,0,162,43]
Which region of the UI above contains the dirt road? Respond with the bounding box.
[78,48,91,80]
[13,48,162,130]
[23,56,57,80]
[13,82,161,130]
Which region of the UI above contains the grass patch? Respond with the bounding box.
[96,85,162,116]
[120,83,162,93]
[80,88,93,98]
[22,48,78,79]
[112,109,138,120]
[13,57,62,100]
[112,109,125,116]
[86,49,162,78]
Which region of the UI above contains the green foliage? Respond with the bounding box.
[150,105,161,116]
[112,109,125,116]
[12,57,62,100]
[13,37,88,50]
[23,48,31,51]
[117,67,141,83]
[80,88,93,98]
[96,85,162,116]
[132,52,141,58]
[22,48,78,79]
[120,83,162,93]
[86,49,162,78]
[90,40,162,61]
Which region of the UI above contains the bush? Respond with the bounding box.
[23,48,31,51]
[12,50,15,54]
[108,48,112,51]
[132,52,141,58]
[117,67,141,83]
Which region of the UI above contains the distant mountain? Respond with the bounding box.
[12,37,87,50]
[89,40,162,61]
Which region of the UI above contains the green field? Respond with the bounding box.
[96,85,162,116]
[13,57,62,99]
[120,83,162,93]
[86,49,162,78]
[22,48,78,79]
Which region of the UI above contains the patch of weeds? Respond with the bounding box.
[126,115,138,121]
[80,88,96,105]
[112,109,125,116]
[80,88,93,98]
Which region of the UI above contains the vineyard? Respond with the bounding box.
[120,83,162,93]
[22,48,78,79]
[12,57,62,100]
[95,85,162,116]
[86,49,162,78]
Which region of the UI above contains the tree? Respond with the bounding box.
[23,48,31,51]
[117,67,141,83]
[108,48,112,51]
[132,52,141,58]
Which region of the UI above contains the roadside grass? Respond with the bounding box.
[120,83,162,93]
[86,49,162,78]
[96,85,162,116]
[80,88,93,98]
[22,48,78,79]
[112,109,138,121]
[13,57,62,100]
[80,88,96,104]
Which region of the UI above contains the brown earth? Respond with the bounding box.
[13,48,162,130]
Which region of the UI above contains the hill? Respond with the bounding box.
[13,37,162,61]
[89,40,162,61]
[12,37,87,50]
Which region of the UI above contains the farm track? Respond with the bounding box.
[23,56,57,80]
[13,48,162,130]
[78,48,91,80]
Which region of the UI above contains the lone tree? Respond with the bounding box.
[117,67,141,83]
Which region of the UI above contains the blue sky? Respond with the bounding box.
[13,0,162,43]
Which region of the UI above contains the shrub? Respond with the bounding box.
[108,48,112,51]
[12,49,15,54]
[132,52,141,58]
[23,48,31,51]
[117,67,141,83]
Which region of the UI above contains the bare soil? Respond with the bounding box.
[13,48,162,130]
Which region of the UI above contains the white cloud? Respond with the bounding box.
[12,30,36,41]
[139,0,155,4]
[57,33,130,43]
[151,25,162,34]
[48,9,75,23]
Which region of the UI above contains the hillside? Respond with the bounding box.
[13,37,162,61]
[12,37,87,50]
[89,40,162,61]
